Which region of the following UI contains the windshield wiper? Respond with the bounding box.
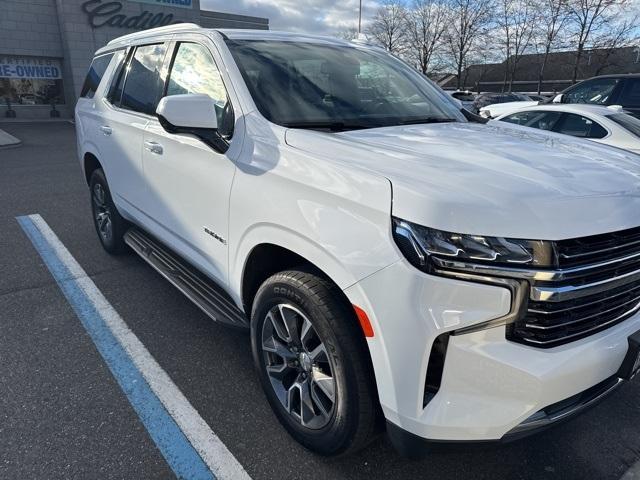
[399,117,457,125]
[460,108,488,124]
[282,121,370,132]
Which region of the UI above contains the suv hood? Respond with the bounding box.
[285,122,640,240]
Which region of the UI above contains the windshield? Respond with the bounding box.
[224,39,465,130]
[609,112,640,138]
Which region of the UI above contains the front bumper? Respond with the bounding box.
[344,260,640,444]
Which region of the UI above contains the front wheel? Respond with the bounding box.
[251,270,380,456]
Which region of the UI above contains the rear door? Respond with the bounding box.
[141,36,242,284]
[99,42,169,217]
[76,51,117,168]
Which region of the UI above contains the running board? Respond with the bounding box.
[124,227,249,328]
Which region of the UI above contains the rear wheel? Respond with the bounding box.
[89,168,128,254]
[251,270,380,456]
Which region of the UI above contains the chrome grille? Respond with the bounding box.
[556,226,640,268]
[433,226,640,348]
[508,227,640,348]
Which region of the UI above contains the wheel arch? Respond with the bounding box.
[83,151,103,186]
[240,240,384,428]
[241,242,346,317]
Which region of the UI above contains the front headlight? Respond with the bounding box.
[393,217,556,273]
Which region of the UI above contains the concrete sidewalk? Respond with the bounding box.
[0,128,21,148]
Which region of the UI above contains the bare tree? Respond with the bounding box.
[335,27,359,41]
[405,0,449,75]
[566,0,635,83]
[366,0,409,54]
[591,15,639,75]
[445,0,494,90]
[497,0,536,91]
[533,0,569,93]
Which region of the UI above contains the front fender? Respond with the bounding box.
[228,121,399,305]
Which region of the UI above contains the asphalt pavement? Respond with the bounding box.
[1,122,640,480]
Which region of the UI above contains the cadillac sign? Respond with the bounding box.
[81,0,189,29]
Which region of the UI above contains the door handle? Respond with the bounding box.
[100,125,112,136]
[144,140,163,155]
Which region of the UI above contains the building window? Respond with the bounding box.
[0,56,65,105]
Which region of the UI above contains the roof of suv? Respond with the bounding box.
[218,29,351,45]
[102,23,351,53]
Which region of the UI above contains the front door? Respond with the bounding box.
[142,39,240,285]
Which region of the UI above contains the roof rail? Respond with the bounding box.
[107,22,202,45]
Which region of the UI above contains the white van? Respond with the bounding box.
[75,23,640,456]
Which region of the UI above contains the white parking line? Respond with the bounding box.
[18,214,251,480]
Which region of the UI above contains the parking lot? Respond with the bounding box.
[2,121,640,479]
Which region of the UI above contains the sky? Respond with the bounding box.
[200,0,381,36]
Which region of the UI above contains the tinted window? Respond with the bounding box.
[121,43,167,115]
[225,40,464,130]
[563,78,620,105]
[80,53,114,99]
[618,79,640,107]
[609,112,640,138]
[106,49,128,105]
[500,110,562,131]
[555,113,608,139]
[167,42,234,137]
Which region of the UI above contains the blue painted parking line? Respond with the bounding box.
[17,214,250,480]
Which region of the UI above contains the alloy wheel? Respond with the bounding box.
[261,304,337,429]
[92,183,113,244]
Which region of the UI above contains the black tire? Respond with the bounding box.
[89,168,128,254]
[251,269,380,456]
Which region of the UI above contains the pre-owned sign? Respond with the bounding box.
[0,57,62,79]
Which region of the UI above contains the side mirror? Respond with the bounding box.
[156,94,228,153]
[552,93,564,104]
[157,94,218,129]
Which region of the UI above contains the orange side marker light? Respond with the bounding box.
[353,304,374,338]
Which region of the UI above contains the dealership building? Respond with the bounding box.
[0,0,268,119]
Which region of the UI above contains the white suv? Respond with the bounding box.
[75,24,640,457]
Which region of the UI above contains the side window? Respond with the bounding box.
[166,42,234,138]
[121,43,168,115]
[500,111,562,131]
[80,53,114,99]
[555,113,608,139]
[618,79,640,107]
[106,49,128,106]
[563,78,620,105]
[609,113,640,138]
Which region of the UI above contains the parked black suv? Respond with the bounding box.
[549,74,640,118]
